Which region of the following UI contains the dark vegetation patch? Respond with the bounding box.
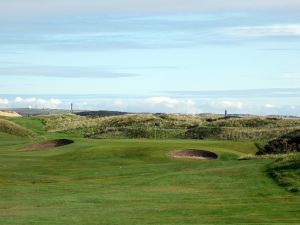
[185,126,222,139]
[205,115,241,122]
[21,139,74,151]
[75,110,128,117]
[169,149,218,160]
[257,130,300,155]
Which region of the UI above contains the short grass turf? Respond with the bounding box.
[0,136,300,225]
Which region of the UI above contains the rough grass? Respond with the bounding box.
[41,114,300,140]
[267,154,300,192]
[239,153,300,160]
[0,118,34,137]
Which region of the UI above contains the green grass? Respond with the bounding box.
[0,116,299,224]
[6,117,46,134]
[1,135,300,224]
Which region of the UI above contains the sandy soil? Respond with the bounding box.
[21,139,74,151]
[169,149,218,160]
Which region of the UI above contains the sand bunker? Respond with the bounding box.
[21,139,74,151]
[169,149,218,160]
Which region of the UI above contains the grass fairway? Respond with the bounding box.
[0,135,300,225]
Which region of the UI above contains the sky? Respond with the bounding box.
[0,1,300,115]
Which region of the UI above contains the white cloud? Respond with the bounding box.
[223,24,300,38]
[15,97,22,103]
[15,97,36,103]
[0,98,9,105]
[14,97,62,108]
[143,97,199,113]
[209,100,244,109]
[264,103,276,108]
[37,98,62,108]
[145,97,180,108]
[144,97,196,108]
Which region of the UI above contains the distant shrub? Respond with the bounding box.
[256,130,300,155]
[282,129,300,139]
[257,138,290,155]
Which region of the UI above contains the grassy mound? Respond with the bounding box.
[0,118,34,137]
[267,154,300,192]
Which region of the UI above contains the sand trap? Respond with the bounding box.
[169,149,218,160]
[21,139,74,151]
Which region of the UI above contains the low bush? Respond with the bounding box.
[257,130,300,155]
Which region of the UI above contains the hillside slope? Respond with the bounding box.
[0,118,34,137]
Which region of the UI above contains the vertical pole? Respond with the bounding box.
[155,125,157,140]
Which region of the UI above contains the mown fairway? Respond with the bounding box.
[1,133,300,225]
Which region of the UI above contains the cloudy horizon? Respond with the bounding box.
[0,1,299,115]
[1,88,300,116]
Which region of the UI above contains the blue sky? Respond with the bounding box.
[0,1,300,115]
